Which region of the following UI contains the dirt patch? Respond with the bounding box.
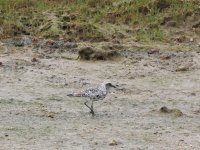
[155,0,170,11]
[78,46,120,61]
[160,106,183,117]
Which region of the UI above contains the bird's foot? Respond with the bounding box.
[90,110,95,116]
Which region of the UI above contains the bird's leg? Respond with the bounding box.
[90,100,94,115]
[84,100,92,112]
[84,100,95,116]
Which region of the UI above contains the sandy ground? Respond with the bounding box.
[0,45,200,150]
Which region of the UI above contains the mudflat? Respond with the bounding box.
[0,42,200,149]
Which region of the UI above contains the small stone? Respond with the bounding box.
[109,140,119,146]
[175,65,191,72]
[160,106,169,113]
[47,114,54,118]
[160,106,183,117]
[31,57,38,62]
[190,38,194,42]
[172,109,183,117]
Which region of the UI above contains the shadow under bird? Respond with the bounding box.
[67,82,116,115]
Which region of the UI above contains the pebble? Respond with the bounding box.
[109,140,119,146]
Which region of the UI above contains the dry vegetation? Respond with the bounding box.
[0,0,199,43]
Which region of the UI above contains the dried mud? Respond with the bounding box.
[0,43,200,149]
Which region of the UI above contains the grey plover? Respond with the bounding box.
[67,82,116,115]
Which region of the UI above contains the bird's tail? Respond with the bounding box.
[67,93,83,97]
[67,94,74,97]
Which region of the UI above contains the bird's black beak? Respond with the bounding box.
[111,84,116,88]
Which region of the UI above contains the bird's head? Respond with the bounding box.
[104,82,116,90]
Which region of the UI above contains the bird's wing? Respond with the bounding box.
[67,85,106,99]
[67,87,100,97]
[82,86,104,98]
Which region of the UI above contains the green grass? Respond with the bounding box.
[0,0,199,41]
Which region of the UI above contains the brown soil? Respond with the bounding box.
[78,46,120,61]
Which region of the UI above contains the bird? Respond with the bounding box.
[67,82,116,115]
